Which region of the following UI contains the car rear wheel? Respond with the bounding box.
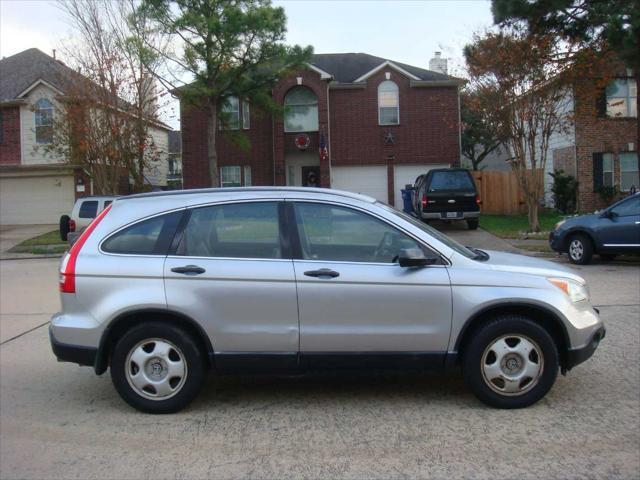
[59,215,71,241]
[463,315,558,409]
[567,233,593,265]
[110,322,207,414]
[467,218,479,230]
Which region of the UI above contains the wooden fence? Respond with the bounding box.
[471,170,543,215]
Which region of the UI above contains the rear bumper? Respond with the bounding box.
[566,326,606,370]
[421,211,480,220]
[49,324,97,367]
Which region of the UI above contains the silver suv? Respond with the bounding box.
[50,188,605,413]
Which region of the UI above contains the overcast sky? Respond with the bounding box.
[0,0,494,127]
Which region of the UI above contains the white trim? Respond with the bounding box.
[603,244,640,247]
[17,79,64,98]
[354,61,420,83]
[307,63,333,80]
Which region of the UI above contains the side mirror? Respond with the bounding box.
[600,209,617,219]
[398,248,438,267]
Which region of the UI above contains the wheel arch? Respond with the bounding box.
[563,228,597,252]
[94,309,214,375]
[453,302,571,370]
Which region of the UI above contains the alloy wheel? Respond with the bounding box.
[481,334,544,396]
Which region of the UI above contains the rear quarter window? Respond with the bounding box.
[102,211,183,255]
[78,200,98,219]
[428,171,476,192]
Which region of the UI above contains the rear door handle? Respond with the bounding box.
[304,268,340,278]
[171,265,206,275]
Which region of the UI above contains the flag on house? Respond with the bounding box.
[319,132,328,161]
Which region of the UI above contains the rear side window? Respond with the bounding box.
[428,171,475,192]
[177,202,282,259]
[103,200,113,208]
[79,200,98,218]
[102,211,183,255]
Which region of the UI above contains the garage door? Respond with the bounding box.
[0,175,75,225]
[331,166,388,203]
[393,164,449,208]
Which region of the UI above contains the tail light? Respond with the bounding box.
[476,195,482,206]
[422,194,428,209]
[69,219,76,232]
[60,205,111,293]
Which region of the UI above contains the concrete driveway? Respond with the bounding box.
[0,224,57,253]
[0,255,639,479]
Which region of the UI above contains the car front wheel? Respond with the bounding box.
[567,233,593,265]
[463,315,558,409]
[110,322,207,414]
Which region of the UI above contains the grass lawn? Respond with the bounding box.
[9,230,68,255]
[480,212,564,239]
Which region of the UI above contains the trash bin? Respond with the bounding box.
[401,187,414,214]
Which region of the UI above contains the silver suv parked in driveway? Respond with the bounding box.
[50,188,605,413]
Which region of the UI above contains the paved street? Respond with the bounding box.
[1,253,639,479]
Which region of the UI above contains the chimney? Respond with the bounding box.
[52,49,56,60]
[429,51,448,75]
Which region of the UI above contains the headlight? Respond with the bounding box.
[548,277,589,303]
[554,219,566,230]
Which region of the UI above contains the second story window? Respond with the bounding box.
[284,87,318,132]
[606,78,637,118]
[378,80,399,125]
[221,96,240,129]
[35,98,54,144]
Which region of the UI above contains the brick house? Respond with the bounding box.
[0,48,172,225]
[179,53,462,206]
[541,62,638,212]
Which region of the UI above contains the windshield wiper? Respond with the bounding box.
[466,246,489,261]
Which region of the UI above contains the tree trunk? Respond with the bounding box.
[527,195,540,233]
[207,101,219,187]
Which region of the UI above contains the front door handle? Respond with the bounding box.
[304,268,340,278]
[171,265,206,275]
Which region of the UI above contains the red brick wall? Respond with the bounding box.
[0,106,21,165]
[180,101,274,188]
[180,67,461,190]
[328,70,460,167]
[574,74,637,212]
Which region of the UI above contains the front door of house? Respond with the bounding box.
[302,166,320,187]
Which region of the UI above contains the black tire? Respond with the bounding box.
[567,233,593,265]
[467,218,479,230]
[59,215,70,241]
[463,315,559,409]
[110,322,208,414]
[600,254,617,261]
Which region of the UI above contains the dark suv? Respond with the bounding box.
[412,168,480,229]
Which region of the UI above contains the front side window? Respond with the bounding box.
[610,195,640,217]
[606,78,637,118]
[220,96,240,129]
[378,80,399,125]
[620,152,639,191]
[602,153,614,187]
[34,98,54,144]
[79,200,98,219]
[177,202,281,259]
[284,87,318,132]
[220,166,241,187]
[294,202,421,263]
[102,211,182,255]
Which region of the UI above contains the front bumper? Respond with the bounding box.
[50,325,97,367]
[549,230,566,252]
[566,326,606,370]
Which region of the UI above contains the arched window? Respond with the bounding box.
[284,87,318,132]
[378,80,399,125]
[35,98,54,144]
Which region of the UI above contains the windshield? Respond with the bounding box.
[377,202,477,259]
[428,171,475,192]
